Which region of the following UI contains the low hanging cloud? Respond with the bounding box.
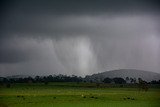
[0,0,160,76]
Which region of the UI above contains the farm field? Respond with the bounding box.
[0,82,160,107]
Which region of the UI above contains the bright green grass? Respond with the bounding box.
[0,83,160,107]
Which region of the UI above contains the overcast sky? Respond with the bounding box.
[0,0,160,76]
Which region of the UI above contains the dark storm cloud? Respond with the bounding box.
[0,37,41,63]
[0,0,160,76]
[1,0,160,15]
[0,0,160,37]
[0,47,28,63]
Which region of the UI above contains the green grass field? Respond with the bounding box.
[0,82,160,107]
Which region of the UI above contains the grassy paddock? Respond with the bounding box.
[0,82,160,107]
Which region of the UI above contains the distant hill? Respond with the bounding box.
[85,69,160,82]
[6,75,35,79]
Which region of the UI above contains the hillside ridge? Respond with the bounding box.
[85,69,160,82]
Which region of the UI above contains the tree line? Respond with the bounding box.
[0,75,160,85]
[0,75,83,84]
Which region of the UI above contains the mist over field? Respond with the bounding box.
[0,0,160,77]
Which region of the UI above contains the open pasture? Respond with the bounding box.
[0,82,160,107]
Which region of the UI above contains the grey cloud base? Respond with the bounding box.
[0,0,160,76]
